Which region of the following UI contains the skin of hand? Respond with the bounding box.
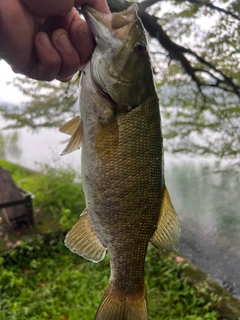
[0,0,109,81]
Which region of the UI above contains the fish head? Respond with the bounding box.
[83,4,154,111]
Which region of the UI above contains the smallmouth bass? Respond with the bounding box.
[59,4,181,320]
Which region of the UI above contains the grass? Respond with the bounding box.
[0,233,218,320]
[0,159,219,320]
[0,158,85,250]
[0,159,85,229]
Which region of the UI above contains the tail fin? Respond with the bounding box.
[95,283,147,320]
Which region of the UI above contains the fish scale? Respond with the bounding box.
[60,4,181,320]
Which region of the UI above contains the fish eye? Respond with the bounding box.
[134,42,147,54]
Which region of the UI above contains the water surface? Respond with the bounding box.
[2,124,240,297]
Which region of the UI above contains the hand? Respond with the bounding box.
[0,0,109,81]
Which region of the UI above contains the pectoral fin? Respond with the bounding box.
[59,116,80,135]
[65,209,106,263]
[59,116,82,156]
[151,186,181,251]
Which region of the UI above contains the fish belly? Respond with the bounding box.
[80,63,163,293]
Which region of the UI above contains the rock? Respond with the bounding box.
[179,218,240,300]
[180,261,240,320]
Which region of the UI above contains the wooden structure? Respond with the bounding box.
[0,166,34,230]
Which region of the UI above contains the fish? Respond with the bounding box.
[59,4,181,320]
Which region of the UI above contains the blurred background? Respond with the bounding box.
[0,1,240,318]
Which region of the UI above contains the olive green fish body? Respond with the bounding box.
[60,4,181,320]
[81,66,163,293]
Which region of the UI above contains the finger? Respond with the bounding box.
[69,16,95,68]
[52,29,81,81]
[74,0,110,13]
[20,0,75,17]
[43,8,77,37]
[26,32,62,81]
[0,0,35,70]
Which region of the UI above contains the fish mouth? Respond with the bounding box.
[82,4,138,50]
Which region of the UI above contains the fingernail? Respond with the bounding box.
[57,34,72,52]
[39,33,52,50]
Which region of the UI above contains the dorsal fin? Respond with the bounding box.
[151,185,181,251]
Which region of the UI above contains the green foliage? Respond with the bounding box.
[0,75,79,130]
[0,233,218,320]
[150,0,240,163]
[146,248,218,320]
[0,131,22,159]
[0,159,37,180]
[0,159,85,230]
[1,1,240,163]
[0,160,220,320]
[23,164,85,229]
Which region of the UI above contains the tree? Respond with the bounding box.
[0,131,22,160]
[1,0,239,165]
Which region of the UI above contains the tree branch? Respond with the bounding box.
[107,0,240,99]
[138,0,160,11]
[175,0,240,22]
[182,48,240,96]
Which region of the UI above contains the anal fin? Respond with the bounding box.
[65,209,106,263]
[151,185,181,251]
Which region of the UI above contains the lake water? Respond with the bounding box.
[1,123,240,298]
[165,160,240,298]
[7,125,239,242]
